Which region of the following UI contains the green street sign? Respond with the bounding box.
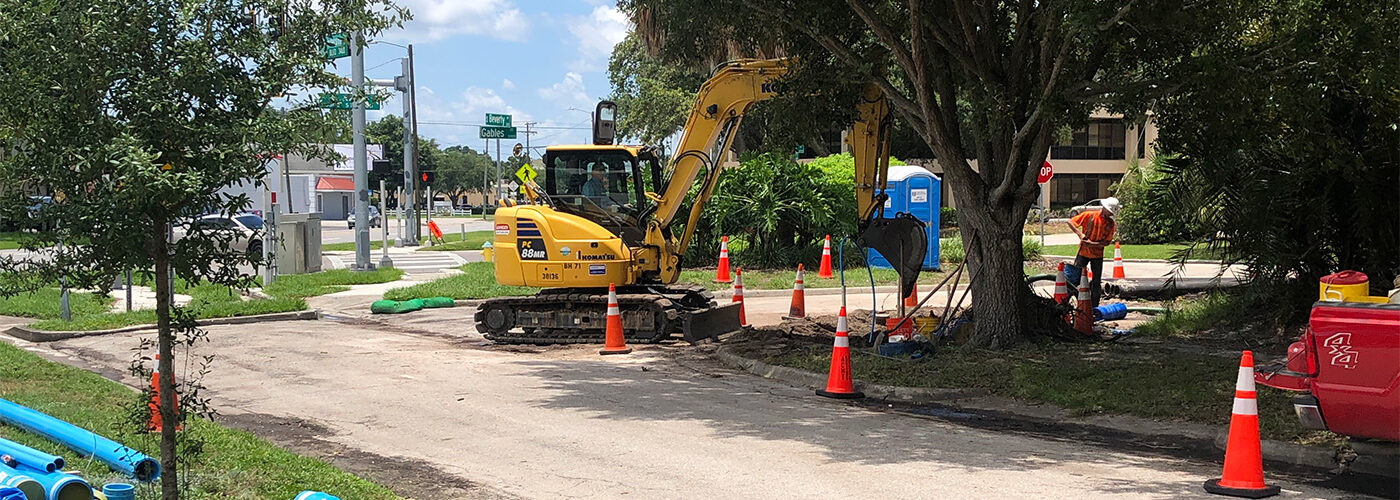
[485,113,512,127]
[480,125,517,139]
[317,92,380,110]
[323,34,350,60]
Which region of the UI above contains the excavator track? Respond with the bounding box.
[474,285,740,345]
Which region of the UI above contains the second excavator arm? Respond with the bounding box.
[647,58,927,294]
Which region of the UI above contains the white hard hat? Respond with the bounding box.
[1101,197,1121,214]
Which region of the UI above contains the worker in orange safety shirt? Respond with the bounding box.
[1067,197,1119,308]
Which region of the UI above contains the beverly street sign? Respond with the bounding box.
[480,125,517,139]
[485,113,512,127]
[323,34,350,60]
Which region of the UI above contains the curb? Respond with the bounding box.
[716,285,973,299]
[714,347,1361,475]
[714,347,988,403]
[3,309,320,343]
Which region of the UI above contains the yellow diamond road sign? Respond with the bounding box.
[515,163,537,184]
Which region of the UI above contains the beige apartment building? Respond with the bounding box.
[898,110,1157,209]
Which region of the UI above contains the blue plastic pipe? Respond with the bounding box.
[0,436,63,473]
[14,465,90,500]
[0,399,160,481]
[1093,303,1129,321]
[0,463,44,500]
[0,487,26,500]
[102,482,136,500]
[293,492,342,500]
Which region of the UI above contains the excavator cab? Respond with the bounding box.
[539,146,664,245]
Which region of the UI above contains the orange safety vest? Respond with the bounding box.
[1070,210,1115,259]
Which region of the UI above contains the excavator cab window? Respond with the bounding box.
[543,148,649,243]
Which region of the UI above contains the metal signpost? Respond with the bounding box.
[379,179,393,269]
[1037,160,1055,246]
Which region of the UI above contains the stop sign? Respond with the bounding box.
[1037,161,1054,184]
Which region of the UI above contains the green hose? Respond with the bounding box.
[1125,306,1169,315]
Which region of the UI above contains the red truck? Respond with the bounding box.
[1255,272,1400,442]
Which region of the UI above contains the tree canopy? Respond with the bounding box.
[624,0,1262,348]
[0,1,405,496]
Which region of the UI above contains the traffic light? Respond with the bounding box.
[420,171,435,184]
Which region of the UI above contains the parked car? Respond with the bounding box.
[1068,198,1108,216]
[182,213,265,257]
[347,205,381,229]
[1255,271,1399,443]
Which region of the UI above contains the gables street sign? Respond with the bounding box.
[480,125,517,139]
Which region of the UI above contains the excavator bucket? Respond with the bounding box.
[856,213,928,298]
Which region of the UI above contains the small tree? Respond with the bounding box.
[0,1,404,497]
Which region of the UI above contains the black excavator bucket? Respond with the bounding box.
[856,213,929,298]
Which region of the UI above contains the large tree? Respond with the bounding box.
[625,0,1253,348]
[0,1,403,497]
[1146,0,1400,306]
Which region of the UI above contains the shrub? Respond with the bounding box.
[684,152,907,270]
[939,236,1040,263]
[1113,154,1194,244]
[940,207,957,228]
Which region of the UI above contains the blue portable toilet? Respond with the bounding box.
[866,165,941,270]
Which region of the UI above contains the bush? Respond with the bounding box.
[940,207,957,228]
[683,152,906,270]
[1113,154,1194,244]
[939,236,1040,263]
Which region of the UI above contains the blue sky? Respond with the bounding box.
[345,0,630,153]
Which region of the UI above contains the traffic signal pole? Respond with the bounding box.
[351,31,372,271]
[400,50,419,245]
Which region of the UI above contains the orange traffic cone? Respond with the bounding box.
[817,235,834,279]
[1073,274,1093,334]
[783,264,806,319]
[1205,351,1280,498]
[1053,262,1068,304]
[817,307,863,399]
[147,354,180,432]
[903,282,918,309]
[599,284,632,355]
[1112,241,1126,279]
[732,268,748,327]
[713,236,732,283]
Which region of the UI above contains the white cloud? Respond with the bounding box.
[566,5,630,71]
[387,0,528,42]
[502,78,516,90]
[537,72,590,107]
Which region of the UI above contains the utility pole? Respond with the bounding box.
[351,31,372,270]
[501,137,506,203]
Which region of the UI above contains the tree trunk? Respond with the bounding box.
[152,221,179,499]
[942,161,1036,350]
[960,222,1028,349]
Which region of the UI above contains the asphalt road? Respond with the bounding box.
[10,298,1374,500]
[320,216,497,244]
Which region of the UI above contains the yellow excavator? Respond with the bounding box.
[475,58,927,344]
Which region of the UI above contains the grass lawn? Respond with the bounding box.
[383,262,536,301]
[756,339,1331,444]
[1042,243,1220,260]
[262,268,403,298]
[25,269,402,332]
[678,268,953,292]
[0,341,399,499]
[322,230,492,252]
[0,231,24,250]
